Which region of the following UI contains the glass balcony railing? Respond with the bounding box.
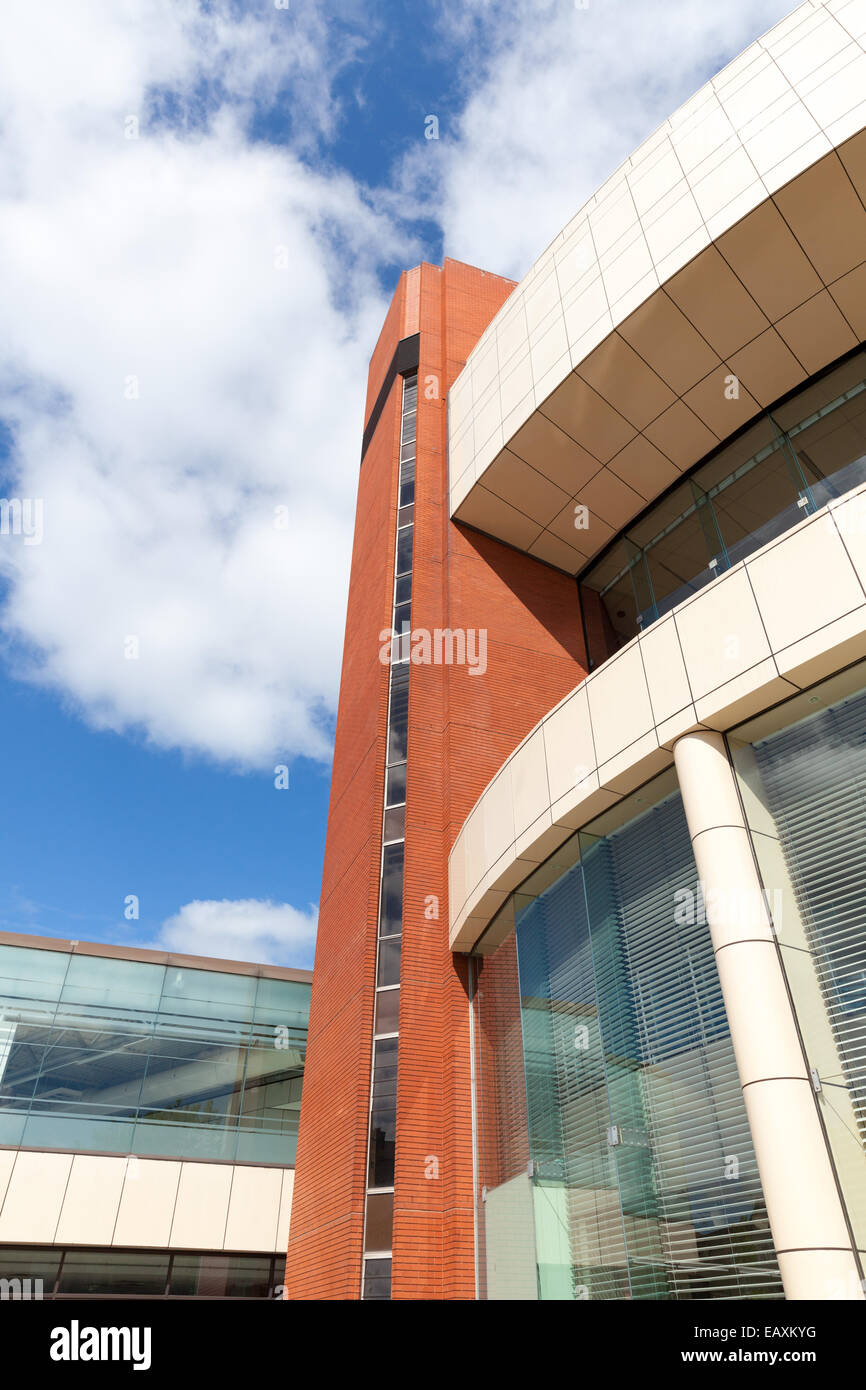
[581,351,866,669]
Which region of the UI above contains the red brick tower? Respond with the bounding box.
[285,260,588,1299]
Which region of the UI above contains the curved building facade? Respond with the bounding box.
[289,0,866,1299]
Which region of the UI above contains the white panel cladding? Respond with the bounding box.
[0,1150,73,1243]
[0,1149,292,1252]
[54,1154,128,1245]
[167,1161,234,1250]
[448,0,866,572]
[111,1158,182,1247]
[222,1165,283,1252]
[449,478,866,951]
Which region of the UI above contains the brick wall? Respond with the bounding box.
[287,259,589,1300]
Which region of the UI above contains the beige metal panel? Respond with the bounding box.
[112,1158,181,1247]
[223,1165,283,1252]
[168,1162,234,1250]
[275,1169,294,1252]
[54,1154,127,1246]
[448,2,866,571]
[0,1150,73,1243]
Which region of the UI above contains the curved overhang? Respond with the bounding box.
[448,0,866,574]
[449,479,866,952]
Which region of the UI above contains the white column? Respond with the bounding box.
[673,729,863,1301]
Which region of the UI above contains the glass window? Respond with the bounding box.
[377,936,401,987]
[57,1249,170,1297]
[387,667,409,764]
[476,779,782,1300]
[393,601,411,636]
[396,525,413,577]
[385,762,406,807]
[379,843,404,936]
[362,1256,392,1300]
[730,664,866,1250]
[774,354,866,510]
[383,805,405,843]
[368,1037,398,1189]
[700,419,804,566]
[0,945,309,1165]
[0,1246,62,1296]
[158,965,257,1022]
[252,977,311,1033]
[2,1246,277,1299]
[0,943,69,1001]
[59,953,165,1016]
[580,351,866,668]
[374,987,399,1036]
[364,1193,394,1252]
[399,456,415,507]
[170,1253,274,1298]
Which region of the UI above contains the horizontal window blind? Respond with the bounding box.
[753,686,866,1247]
[515,792,782,1300]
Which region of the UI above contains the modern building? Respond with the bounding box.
[0,932,310,1299]
[287,0,866,1300]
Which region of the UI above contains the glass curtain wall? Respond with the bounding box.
[0,946,308,1163]
[581,351,866,667]
[475,777,782,1299]
[730,664,866,1265]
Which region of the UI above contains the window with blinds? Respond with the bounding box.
[741,680,866,1252]
[513,789,782,1300]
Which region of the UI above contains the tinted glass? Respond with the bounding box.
[385,762,406,806]
[58,1250,170,1296]
[0,944,309,1163]
[368,1037,398,1188]
[396,525,413,576]
[362,1256,392,1300]
[387,667,409,764]
[379,843,404,936]
[374,987,399,1035]
[580,352,866,668]
[377,936,401,986]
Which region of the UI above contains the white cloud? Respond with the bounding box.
[0,0,805,776]
[0,0,408,768]
[417,0,798,279]
[154,896,318,965]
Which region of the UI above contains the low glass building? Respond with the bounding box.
[0,934,310,1299]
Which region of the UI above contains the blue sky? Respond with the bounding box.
[0,0,797,966]
[0,672,328,955]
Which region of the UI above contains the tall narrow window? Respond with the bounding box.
[362,371,417,1299]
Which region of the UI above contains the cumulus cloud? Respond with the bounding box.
[154,896,318,966]
[415,0,798,279]
[0,0,408,768]
[0,0,801,778]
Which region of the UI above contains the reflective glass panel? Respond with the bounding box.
[580,352,866,668]
[0,945,309,1163]
[731,665,866,1251]
[475,782,782,1300]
